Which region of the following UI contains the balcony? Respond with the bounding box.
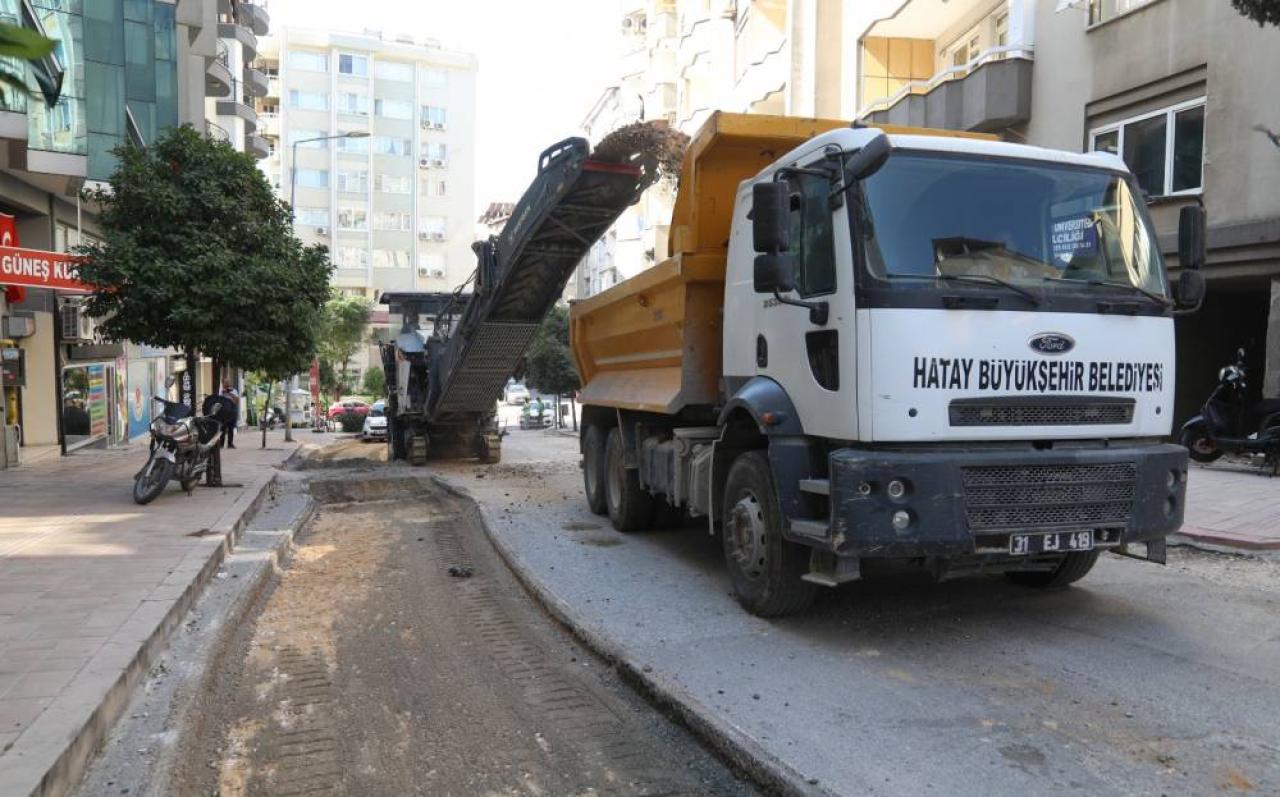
[240,0,270,36]
[216,81,259,133]
[218,21,258,61]
[257,111,280,137]
[205,120,231,143]
[206,41,233,98]
[859,47,1034,133]
[246,134,271,159]
[856,0,1035,134]
[244,65,269,97]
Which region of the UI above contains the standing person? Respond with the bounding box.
[220,382,240,448]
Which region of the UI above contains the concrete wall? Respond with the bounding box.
[17,309,57,446]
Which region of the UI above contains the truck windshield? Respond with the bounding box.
[858,152,1169,300]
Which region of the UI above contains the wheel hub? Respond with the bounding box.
[727,493,767,581]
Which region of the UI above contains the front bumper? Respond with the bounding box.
[819,443,1187,558]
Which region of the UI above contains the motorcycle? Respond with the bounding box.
[133,396,225,504]
[1179,348,1280,472]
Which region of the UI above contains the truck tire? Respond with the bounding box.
[1005,549,1100,589]
[605,427,654,531]
[721,451,817,617]
[582,424,608,515]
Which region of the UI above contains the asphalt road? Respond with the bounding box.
[438,426,1280,796]
[169,463,753,796]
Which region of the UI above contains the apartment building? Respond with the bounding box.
[574,0,898,297]
[254,27,477,306]
[0,0,232,467]
[856,0,1280,419]
[207,0,272,159]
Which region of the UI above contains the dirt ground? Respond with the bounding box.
[170,470,751,796]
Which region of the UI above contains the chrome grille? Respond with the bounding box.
[961,462,1136,531]
[949,399,1134,427]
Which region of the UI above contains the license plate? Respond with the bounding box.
[1009,530,1094,556]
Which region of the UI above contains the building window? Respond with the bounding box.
[336,92,369,116]
[295,168,328,188]
[288,50,328,72]
[1088,0,1156,26]
[374,60,413,82]
[420,215,447,236]
[288,130,328,148]
[374,98,413,120]
[1089,98,1205,197]
[374,211,412,231]
[373,136,412,156]
[373,249,411,268]
[419,254,446,276]
[335,247,369,268]
[295,207,329,226]
[338,53,368,76]
[421,105,447,128]
[995,12,1009,47]
[336,134,369,154]
[376,174,412,194]
[434,180,447,197]
[336,169,368,193]
[421,141,448,163]
[337,206,368,230]
[288,90,328,111]
[421,67,447,86]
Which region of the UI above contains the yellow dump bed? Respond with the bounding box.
[569,112,994,415]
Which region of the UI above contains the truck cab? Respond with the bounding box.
[571,114,1205,616]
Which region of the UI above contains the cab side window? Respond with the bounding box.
[787,173,837,296]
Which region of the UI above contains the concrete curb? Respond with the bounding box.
[1170,528,1280,557]
[20,466,290,797]
[431,474,830,797]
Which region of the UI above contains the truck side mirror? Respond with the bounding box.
[1177,205,1206,271]
[753,254,796,294]
[846,132,891,181]
[751,181,791,254]
[1174,269,1204,311]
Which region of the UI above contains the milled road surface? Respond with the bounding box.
[437,427,1280,796]
[172,463,752,796]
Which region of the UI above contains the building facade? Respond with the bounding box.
[856,0,1280,418]
[0,0,248,467]
[574,0,898,297]
[255,27,477,301]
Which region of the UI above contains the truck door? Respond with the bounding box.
[753,166,857,440]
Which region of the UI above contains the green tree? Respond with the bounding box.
[524,305,580,428]
[0,23,55,96]
[1232,0,1280,27]
[77,126,332,398]
[317,293,372,401]
[361,365,386,399]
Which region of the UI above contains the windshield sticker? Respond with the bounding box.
[1051,216,1099,263]
[912,356,1164,393]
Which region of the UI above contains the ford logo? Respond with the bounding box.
[1029,333,1075,355]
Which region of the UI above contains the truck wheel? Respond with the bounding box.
[722,451,817,617]
[1179,423,1222,463]
[605,427,654,531]
[1006,550,1100,589]
[582,425,608,515]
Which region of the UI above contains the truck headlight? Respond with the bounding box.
[887,479,909,500]
[891,510,912,531]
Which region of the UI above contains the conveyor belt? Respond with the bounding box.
[428,138,649,418]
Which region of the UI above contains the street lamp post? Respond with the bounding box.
[284,130,370,442]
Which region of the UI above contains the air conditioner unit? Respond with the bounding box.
[430,268,445,278]
[59,303,95,342]
[420,119,431,129]
[432,122,444,130]
[315,226,328,235]
[430,158,445,167]
[417,231,430,241]
[431,232,446,241]
[418,158,431,168]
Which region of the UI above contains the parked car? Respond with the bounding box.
[362,402,388,442]
[504,382,530,405]
[327,399,371,421]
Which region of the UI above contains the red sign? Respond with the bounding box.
[0,245,89,293]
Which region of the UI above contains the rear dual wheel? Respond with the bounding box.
[1005,550,1100,589]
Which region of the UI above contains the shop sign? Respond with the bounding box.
[0,245,90,293]
[1,347,23,387]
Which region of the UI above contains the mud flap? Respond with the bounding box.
[1114,537,1167,565]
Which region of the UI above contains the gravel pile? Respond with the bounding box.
[590,120,690,186]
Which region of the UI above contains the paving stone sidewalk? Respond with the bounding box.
[0,430,318,797]
[1180,460,1280,551]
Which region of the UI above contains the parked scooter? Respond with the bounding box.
[1179,348,1280,472]
[133,396,224,504]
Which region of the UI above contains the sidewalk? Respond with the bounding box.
[0,430,322,797]
[1180,459,1280,552]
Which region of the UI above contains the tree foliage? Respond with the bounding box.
[77,126,332,378]
[524,304,580,396]
[317,293,372,382]
[361,365,386,398]
[1232,0,1280,27]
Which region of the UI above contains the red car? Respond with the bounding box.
[327,399,371,420]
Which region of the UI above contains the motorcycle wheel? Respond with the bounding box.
[133,458,174,504]
[1180,424,1223,463]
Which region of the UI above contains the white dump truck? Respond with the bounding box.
[570,112,1205,616]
